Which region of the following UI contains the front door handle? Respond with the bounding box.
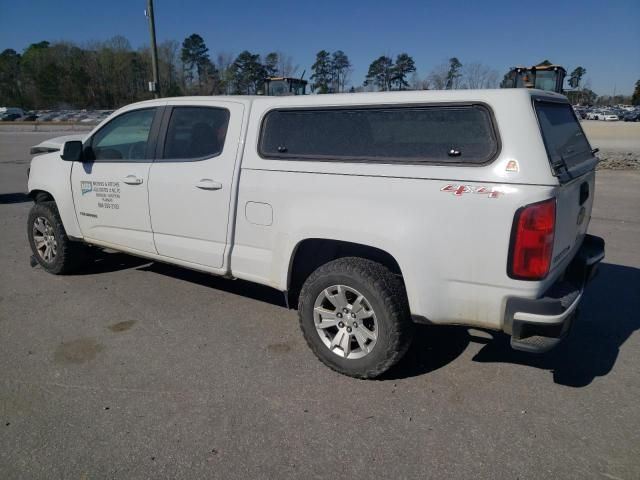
[123,175,143,185]
[196,179,222,190]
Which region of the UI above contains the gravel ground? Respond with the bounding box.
[596,151,639,170]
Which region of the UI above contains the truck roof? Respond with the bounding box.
[125,88,567,110]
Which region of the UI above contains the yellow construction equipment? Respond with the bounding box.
[501,63,566,94]
[263,77,308,96]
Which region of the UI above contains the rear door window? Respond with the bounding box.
[162,107,230,161]
[259,104,499,165]
[534,100,595,179]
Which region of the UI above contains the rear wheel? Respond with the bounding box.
[298,257,413,379]
[28,201,86,274]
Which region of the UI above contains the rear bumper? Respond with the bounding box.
[503,234,605,353]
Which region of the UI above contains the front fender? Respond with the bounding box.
[28,153,82,239]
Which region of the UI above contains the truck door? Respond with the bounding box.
[71,107,163,254]
[147,101,244,269]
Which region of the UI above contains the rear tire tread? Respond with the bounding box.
[298,257,412,379]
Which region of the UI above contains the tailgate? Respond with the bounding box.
[550,170,595,274]
[533,98,599,275]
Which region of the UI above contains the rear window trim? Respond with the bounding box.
[257,102,502,167]
[532,96,598,182]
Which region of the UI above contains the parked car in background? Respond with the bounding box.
[623,111,640,122]
[16,113,39,121]
[52,113,73,122]
[0,107,25,117]
[585,111,621,121]
[7,109,132,125]
[1,112,21,121]
[37,113,57,122]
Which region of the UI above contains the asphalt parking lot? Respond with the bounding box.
[1,131,639,479]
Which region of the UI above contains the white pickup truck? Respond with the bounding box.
[27,89,604,378]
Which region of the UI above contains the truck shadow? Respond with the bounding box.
[71,249,288,305]
[386,263,640,387]
[137,262,287,307]
[72,249,151,275]
[73,251,638,387]
[381,325,471,380]
[471,262,640,387]
[0,192,30,204]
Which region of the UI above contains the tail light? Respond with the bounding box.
[508,198,556,280]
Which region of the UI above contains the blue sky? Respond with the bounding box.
[1,0,638,95]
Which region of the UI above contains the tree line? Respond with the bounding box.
[0,34,303,109]
[1,33,636,109]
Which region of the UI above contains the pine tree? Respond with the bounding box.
[331,50,351,93]
[631,79,640,106]
[445,57,462,89]
[310,50,333,93]
[264,52,279,77]
[181,34,210,91]
[392,53,416,90]
[230,51,266,94]
[364,56,394,91]
[568,67,587,89]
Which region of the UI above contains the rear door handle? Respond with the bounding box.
[123,175,143,185]
[196,179,222,190]
[579,182,589,205]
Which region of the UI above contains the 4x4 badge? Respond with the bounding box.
[441,184,502,198]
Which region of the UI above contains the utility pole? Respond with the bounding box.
[146,0,160,98]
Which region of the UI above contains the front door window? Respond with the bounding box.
[91,109,156,161]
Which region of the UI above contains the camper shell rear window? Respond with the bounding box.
[534,99,597,181]
[259,103,500,165]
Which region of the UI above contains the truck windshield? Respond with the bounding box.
[535,101,593,177]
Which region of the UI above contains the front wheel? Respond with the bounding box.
[28,201,86,274]
[298,257,413,379]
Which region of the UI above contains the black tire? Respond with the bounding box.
[298,257,413,379]
[27,201,86,274]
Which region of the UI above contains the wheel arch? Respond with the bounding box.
[286,238,404,309]
[28,189,55,203]
[27,184,83,239]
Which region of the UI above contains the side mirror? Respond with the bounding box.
[61,140,84,162]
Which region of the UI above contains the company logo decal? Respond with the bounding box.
[81,181,93,195]
[440,184,502,198]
